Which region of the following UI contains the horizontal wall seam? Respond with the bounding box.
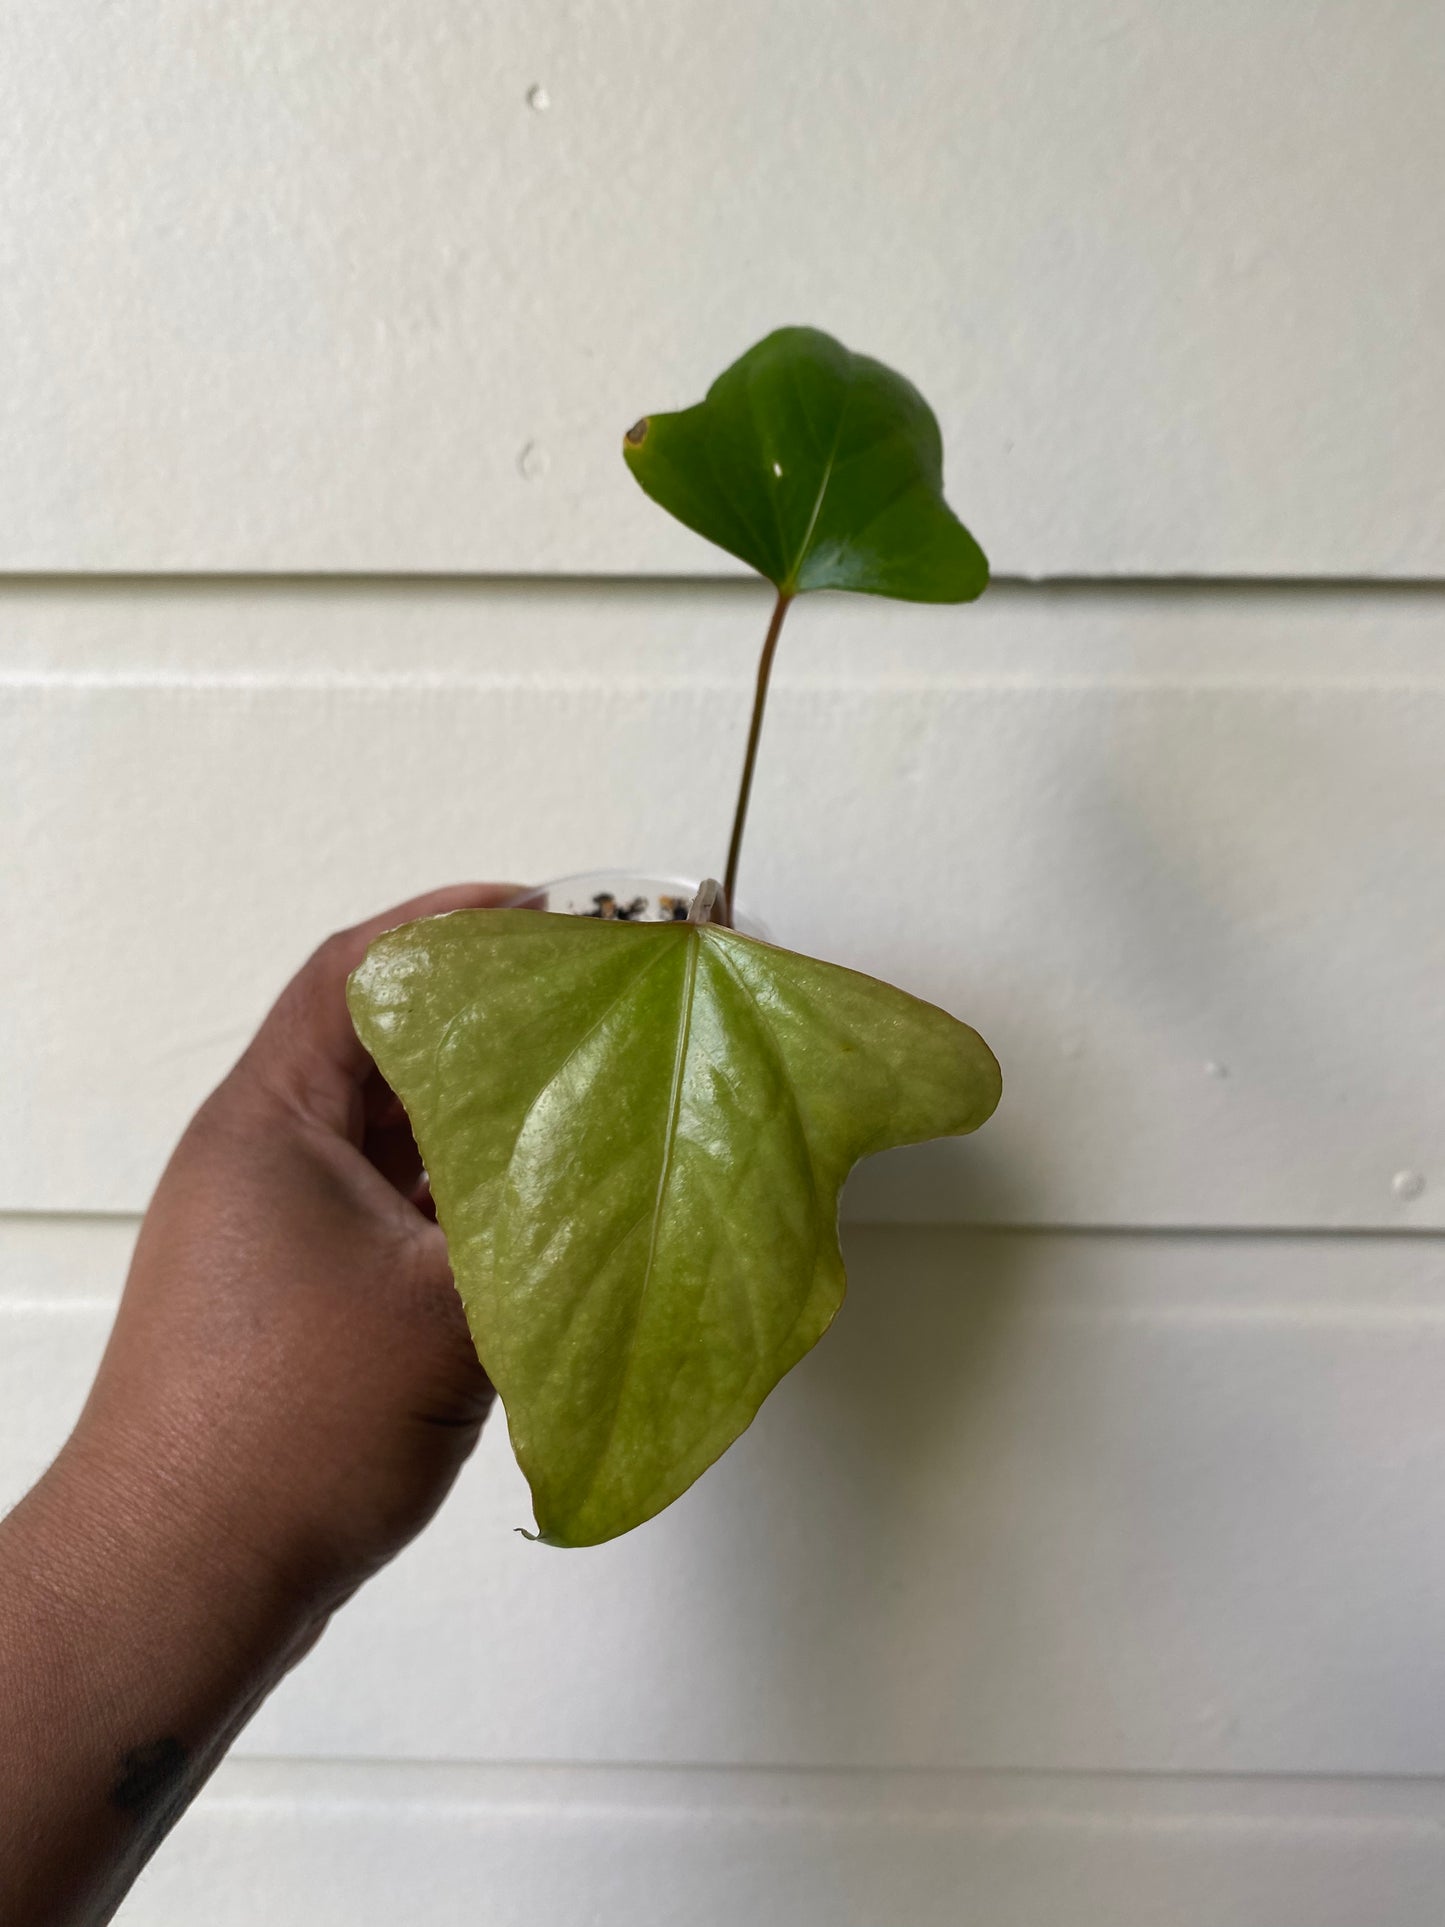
[4,573,1445,596]
[5,1210,1445,1241]
[13,675,1445,696]
[198,1754,1445,1793]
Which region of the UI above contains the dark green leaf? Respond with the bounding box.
[623,325,988,601]
[348,909,1001,1546]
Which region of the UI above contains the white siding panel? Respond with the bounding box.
[0,1217,124,1500]
[118,1762,1445,1927]
[11,1219,1445,1778]
[6,3,1441,1914]
[6,582,1445,1226]
[10,576,1445,688]
[1,3,1442,575]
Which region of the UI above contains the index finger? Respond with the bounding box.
[240,882,525,1131]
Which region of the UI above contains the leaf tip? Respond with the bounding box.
[624,416,649,448]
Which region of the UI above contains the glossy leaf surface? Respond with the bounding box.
[349,909,1001,1546]
[623,325,989,601]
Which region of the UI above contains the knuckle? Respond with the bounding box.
[312,927,354,970]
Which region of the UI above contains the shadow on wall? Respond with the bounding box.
[685,1197,1041,1759]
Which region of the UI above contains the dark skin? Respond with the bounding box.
[0,884,517,1927]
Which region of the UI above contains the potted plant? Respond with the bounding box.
[347,327,1001,1546]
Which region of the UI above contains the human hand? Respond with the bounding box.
[64,882,518,1612]
[0,886,520,1926]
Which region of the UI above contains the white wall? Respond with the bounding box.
[4,4,1445,1920]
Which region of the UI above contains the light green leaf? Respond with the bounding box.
[623,325,988,601]
[348,909,1001,1547]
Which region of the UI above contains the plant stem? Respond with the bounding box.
[686,878,724,926]
[723,588,792,918]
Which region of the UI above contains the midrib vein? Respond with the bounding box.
[786,370,854,587]
[564,930,701,1527]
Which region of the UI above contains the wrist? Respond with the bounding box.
[45,1409,338,1658]
[0,1422,332,1927]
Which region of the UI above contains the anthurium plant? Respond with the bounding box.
[348,327,1000,1547]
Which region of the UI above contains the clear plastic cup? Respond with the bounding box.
[503,873,768,939]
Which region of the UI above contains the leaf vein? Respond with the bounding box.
[785,359,855,589]
[499,935,676,1209]
[560,928,703,1531]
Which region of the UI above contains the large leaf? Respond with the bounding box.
[623,325,988,601]
[348,909,1001,1547]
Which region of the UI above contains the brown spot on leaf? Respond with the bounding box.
[624,418,648,446]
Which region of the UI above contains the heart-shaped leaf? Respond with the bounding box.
[623,326,989,601]
[348,909,1001,1546]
